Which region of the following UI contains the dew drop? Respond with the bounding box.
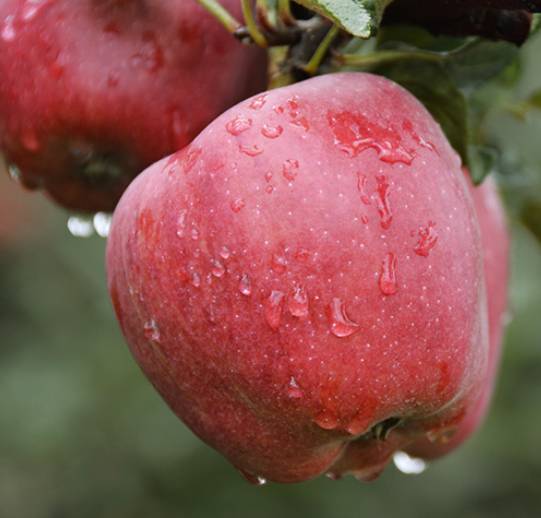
[191,226,200,241]
[21,0,52,22]
[393,451,427,475]
[1,15,16,42]
[176,209,188,238]
[295,248,310,262]
[261,124,283,139]
[288,285,309,318]
[219,245,231,260]
[143,319,161,343]
[93,212,112,238]
[287,377,304,399]
[375,175,392,230]
[264,171,273,183]
[327,298,360,338]
[191,272,201,288]
[67,216,94,238]
[357,172,371,205]
[239,274,252,296]
[7,163,22,181]
[328,111,414,164]
[238,469,267,486]
[379,252,398,296]
[183,147,202,174]
[211,258,225,278]
[282,159,299,182]
[414,221,438,257]
[265,185,274,194]
[231,198,246,213]
[271,253,287,274]
[21,130,40,152]
[239,143,263,157]
[315,410,339,430]
[264,290,285,330]
[249,94,267,110]
[130,32,164,72]
[226,115,252,136]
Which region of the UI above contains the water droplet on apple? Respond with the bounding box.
[239,143,263,157]
[315,410,339,430]
[239,274,252,296]
[285,99,310,131]
[226,115,252,136]
[231,198,246,213]
[328,111,414,164]
[414,221,438,257]
[219,245,231,260]
[191,272,201,288]
[295,248,310,262]
[67,215,94,238]
[211,258,225,278]
[327,298,360,338]
[191,226,200,241]
[379,252,398,296]
[143,319,161,343]
[21,130,40,152]
[261,124,283,139]
[249,94,267,110]
[282,159,299,182]
[265,185,274,194]
[265,290,285,330]
[176,209,188,238]
[1,15,16,42]
[287,377,303,399]
[93,212,112,238]
[357,172,371,205]
[375,175,392,229]
[271,253,287,274]
[393,451,427,475]
[264,171,273,183]
[21,0,52,22]
[130,31,164,72]
[288,285,309,318]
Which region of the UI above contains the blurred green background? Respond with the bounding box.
[2,37,541,518]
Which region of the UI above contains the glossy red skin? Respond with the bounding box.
[0,0,266,212]
[406,175,509,460]
[107,72,487,483]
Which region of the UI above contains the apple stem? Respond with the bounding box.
[302,24,340,75]
[196,0,242,34]
[241,0,269,47]
[278,0,296,26]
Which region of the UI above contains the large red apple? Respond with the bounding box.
[106,72,488,483]
[405,174,509,460]
[0,0,266,212]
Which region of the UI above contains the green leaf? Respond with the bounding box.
[294,0,394,38]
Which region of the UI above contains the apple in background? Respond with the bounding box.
[106,72,487,483]
[0,0,267,212]
[405,174,510,461]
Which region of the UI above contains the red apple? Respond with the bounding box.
[0,0,267,212]
[405,174,509,460]
[106,72,488,483]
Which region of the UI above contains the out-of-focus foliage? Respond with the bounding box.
[1,30,541,518]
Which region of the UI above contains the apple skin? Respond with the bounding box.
[0,0,267,212]
[405,174,509,460]
[106,72,488,483]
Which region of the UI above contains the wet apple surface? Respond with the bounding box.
[107,72,488,483]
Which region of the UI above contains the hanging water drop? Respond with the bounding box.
[67,216,94,238]
[239,274,252,296]
[93,212,112,238]
[393,451,427,475]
